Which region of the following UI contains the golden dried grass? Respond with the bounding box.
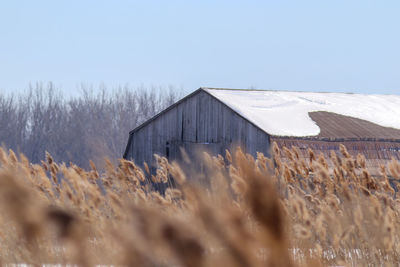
[0,143,399,266]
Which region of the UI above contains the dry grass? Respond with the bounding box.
[0,144,400,266]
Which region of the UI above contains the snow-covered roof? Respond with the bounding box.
[204,88,400,137]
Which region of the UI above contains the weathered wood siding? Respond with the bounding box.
[271,137,400,160]
[125,90,270,169]
[271,137,400,175]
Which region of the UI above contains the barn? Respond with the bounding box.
[123,88,400,174]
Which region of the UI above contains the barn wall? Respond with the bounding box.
[125,90,270,169]
[271,137,400,175]
[271,137,400,160]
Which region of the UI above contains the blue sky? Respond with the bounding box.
[1,0,399,96]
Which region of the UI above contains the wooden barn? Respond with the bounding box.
[123,88,400,174]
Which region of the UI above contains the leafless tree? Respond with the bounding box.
[0,83,181,168]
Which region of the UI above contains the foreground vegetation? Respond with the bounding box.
[0,144,400,266]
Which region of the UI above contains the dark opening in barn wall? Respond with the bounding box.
[166,141,170,159]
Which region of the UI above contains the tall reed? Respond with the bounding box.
[0,143,399,266]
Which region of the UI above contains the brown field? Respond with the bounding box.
[0,143,400,266]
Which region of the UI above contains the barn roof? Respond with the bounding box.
[204,88,400,139]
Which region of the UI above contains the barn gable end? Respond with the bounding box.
[123,89,270,171]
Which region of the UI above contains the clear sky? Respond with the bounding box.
[1,0,399,96]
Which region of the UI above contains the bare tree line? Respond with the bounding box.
[0,83,181,168]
